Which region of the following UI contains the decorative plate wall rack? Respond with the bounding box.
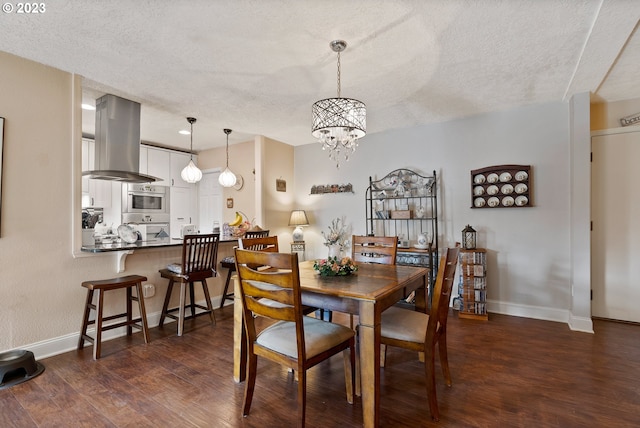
[470,164,532,208]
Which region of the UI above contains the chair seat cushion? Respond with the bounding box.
[381,306,429,343]
[257,317,354,359]
[166,263,184,274]
[221,256,236,265]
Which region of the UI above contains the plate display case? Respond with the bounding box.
[471,164,532,208]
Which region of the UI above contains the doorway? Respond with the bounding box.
[198,170,223,233]
[591,130,640,323]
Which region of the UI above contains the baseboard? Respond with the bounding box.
[15,296,226,361]
[487,299,571,325]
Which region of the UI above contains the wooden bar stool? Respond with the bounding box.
[78,275,150,360]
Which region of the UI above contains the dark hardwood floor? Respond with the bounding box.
[2,307,639,427]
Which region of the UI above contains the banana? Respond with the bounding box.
[229,211,243,227]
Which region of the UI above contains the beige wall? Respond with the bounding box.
[0,51,233,357]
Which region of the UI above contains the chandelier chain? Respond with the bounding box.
[336,51,341,98]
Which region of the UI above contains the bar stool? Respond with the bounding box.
[219,229,270,309]
[78,275,150,360]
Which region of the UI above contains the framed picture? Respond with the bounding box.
[0,117,4,236]
[276,179,286,192]
[226,198,234,208]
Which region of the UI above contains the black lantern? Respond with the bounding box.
[462,225,476,249]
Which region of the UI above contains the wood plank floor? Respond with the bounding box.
[2,307,639,427]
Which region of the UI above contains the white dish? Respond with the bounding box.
[474,197,486,208]
[499,172,512,182]
[117,224,138,244]
[502,196,515,207]
[414,244,428,250]
[487,185,499,195]
[488,197,500,207]
[515,170,528,181]
[501,184,514,195]
[515,183,528,194]
[473,174,486,184]
[515,195,529,206]
[487,173,499,183]
[473,186,484,196]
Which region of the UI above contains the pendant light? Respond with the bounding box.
[312,40,366,168]
[218,128,237,187]
[181,117,203,184]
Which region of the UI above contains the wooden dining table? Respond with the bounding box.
[233,259,430,428]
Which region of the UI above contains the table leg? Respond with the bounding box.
[233,273,247,382]
[358,300,380,428]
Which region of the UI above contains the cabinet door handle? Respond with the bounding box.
[91,197,94,206]
[177,217,185,220]
[171,178,174,186]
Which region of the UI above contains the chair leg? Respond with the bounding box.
[343,341,356,404]
[178,282,187,336]
[159,280,175,327]
[126,286,133,336]
[243,353,258,416]
[220,268,233,309]
[93,290,105,360]
[297,367,307,428]
[78,289,93,350]
[425,346,439,421]
[188,282,196,318]
[201,279,216,324]
[438,332,452,386]
[134,281,151,344]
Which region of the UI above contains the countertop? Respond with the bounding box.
[81,235,239,253]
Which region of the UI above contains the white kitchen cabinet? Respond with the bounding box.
[81,138,112,208]
[170,186,197,238]
[170,151,198,188]
[139,145,148,174]
[146,146,171,185]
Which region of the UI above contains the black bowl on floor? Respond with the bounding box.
[0,349,45,390]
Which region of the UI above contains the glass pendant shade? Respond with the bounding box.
[218,128,237,187]
[312,40,366,168]
[181,117,202,184]
[181,159,203,183]
[218,167,237,187]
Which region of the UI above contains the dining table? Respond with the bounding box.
[233,259,430,428]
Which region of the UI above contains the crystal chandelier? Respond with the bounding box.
[218,128,237,187]
[181,117,203,183]
[312,40,366,168]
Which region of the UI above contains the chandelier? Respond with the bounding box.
[312,40,366,168]
[218,128,237,187]
[180,117,203,183]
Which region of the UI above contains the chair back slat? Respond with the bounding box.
[239,235,279,252]
[426,247,460,341]
[351,235,398,265]
[181,233,220,275]
[245,229,270,239]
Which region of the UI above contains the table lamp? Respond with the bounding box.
[289,210,310,242]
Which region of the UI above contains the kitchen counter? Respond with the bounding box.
[81,235,239,253]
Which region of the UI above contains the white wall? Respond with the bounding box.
[295,101,577,323]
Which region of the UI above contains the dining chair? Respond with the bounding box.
[379,247,460,421]
[234,249,356,428]
[351,235,399,266]
[219,229,270,308]
[239,235,278,251]
[158,233,220,336]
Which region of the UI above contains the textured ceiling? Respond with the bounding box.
[0,1,638,152]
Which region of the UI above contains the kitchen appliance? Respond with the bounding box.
[180,224,197,238]
[82,94,159,183]
[122,183,169,224]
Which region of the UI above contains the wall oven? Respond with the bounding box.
[122,183,170,224]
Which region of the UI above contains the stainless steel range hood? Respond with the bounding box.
[82,94,159,183]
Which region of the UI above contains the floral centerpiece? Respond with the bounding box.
[313,256,358,277]
[322,217,350,258]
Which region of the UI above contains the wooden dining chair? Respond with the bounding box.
[158,233,220,336]
[239,235,278,251]
[219,230,270,308]
[379,247,460,421]
[351,235,399,266]
[235,249,356,428]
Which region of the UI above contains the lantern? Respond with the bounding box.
[462,225,476,249]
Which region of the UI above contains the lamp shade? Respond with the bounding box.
[218,167,237,187]
[289,210,309,227]
[289,210,309,242]
[181,159,203,184]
